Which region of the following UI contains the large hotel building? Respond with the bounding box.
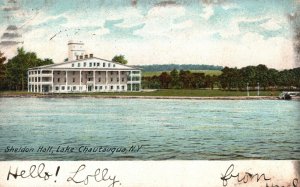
[28,41,141,93]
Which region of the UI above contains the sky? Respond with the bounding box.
[0,0,299,69]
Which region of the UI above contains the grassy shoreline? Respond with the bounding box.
[0,89,281,100]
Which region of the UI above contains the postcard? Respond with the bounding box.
[0,0,299,186]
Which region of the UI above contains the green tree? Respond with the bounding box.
[0,51,7,90]
[112,55,128,65]
[170,68,180,88]
[159,72,172,89]
[5,47,54,90]
[255,64,269,90]
[179,70,193,89]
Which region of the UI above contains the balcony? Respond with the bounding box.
[41,73,53,77]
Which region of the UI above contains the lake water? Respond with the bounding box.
[0,97,299,160]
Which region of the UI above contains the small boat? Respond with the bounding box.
[278,91,300,100]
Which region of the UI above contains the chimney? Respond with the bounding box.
[84,54,88,59]
[89,54,93,58]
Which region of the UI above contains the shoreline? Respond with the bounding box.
[0,93,281,100]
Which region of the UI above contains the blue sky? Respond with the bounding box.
[0,0,298,69]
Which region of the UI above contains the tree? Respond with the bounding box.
[179,70,193,89]
[159,72,172,89]
[255,64,269,90]
[112,55,128,65]
[5,47,54,90]
[0,51,7,90]
[170,69,180,88]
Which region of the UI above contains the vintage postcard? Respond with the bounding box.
[0,0,299,186]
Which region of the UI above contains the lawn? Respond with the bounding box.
[0,89,280,97]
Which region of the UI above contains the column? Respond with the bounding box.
[32,71,36,92]
[79,70,82,92]
[35,71,37,92]
[130,71,133,91]
[27,71,29,92]
[93,70,95,92]
[51,70,54,93]
[139,70,141,91]
[38,70,40,93]
[118,71,121,91]
[40,69,43,93]
[105,71,108,90]
[65,70,68,93]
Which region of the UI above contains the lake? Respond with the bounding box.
[0,97,299,160]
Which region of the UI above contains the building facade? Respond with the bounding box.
[27,41,141,93]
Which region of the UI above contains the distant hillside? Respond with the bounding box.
[136,64,223,72]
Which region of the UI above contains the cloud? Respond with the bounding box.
[260,18,282,31]
[134,5,186,38]
[172,20,193,30]
[113,8,145,28]
[201,5,214,20]
[202,0,226,5]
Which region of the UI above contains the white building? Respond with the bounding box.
[27,41,141,93]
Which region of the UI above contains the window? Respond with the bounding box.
[110,86,113,90]
[73,86,76,90]
[108,63,111,67]
[67,86,70,90]
[95,86,98,90]
[94,63,96,67]
[84,62,86,67]
[111,78,113,82]
[117,86,119,90]
[103,63,106,67]
[88,78,91,81]
[58,72,60,75]
[121,71,124,75]
[89,63,92,67]
[122,78,124,82]
[58,78,60,82]
[110,72,113,75]
[100,86,102,90]
[113,64,116,67]
[122,86,124,90]
[97,63,100,66]
[72,64,74,67]
[78,63,80,67]
[98,78,101,82]
[62,86,65,90]
[56,86,59,91]
[73,78,75,82]
[117,78,119,82]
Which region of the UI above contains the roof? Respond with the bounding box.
[28,57,142,70]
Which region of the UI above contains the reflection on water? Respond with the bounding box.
[0,98,299,160]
